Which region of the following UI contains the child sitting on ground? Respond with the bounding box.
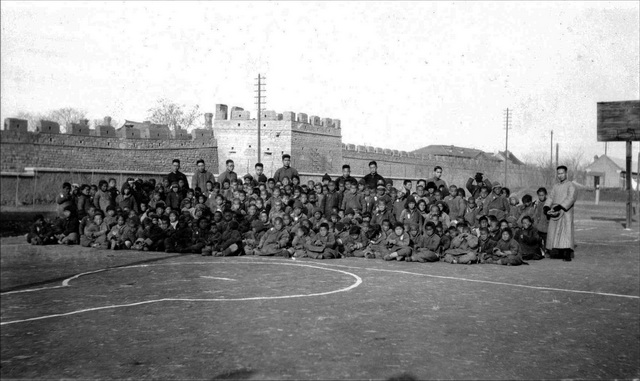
[380,222,412,261]
[443,225,479,264]
[203,221,243,257]
[27,214,55,245]
[410,221,441,262]
[289,225,311,258]
[253,217,290,257]
[481,228,526,266]
[54,206,80,245]
[515,216,542,261]
[107,214,127,250]
[305,222,338,259]
[81,211,109,248]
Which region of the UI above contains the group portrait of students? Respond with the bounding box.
[28,153,578,265]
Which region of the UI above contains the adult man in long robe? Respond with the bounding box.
[544,166,578,261]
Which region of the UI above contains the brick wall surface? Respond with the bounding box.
[0,130,218,174]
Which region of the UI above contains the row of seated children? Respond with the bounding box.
[34,174,548,263]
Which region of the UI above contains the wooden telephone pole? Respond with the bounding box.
[504,108,512,187]
[254,74,266,164]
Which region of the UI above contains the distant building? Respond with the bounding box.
[411,145,516,163]
[585,154,638,189]
[493,150,525,165]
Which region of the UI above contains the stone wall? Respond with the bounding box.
[0,130,218,174]
[291,123,343,174]
[341,147,545,189]
[213,119,293,175]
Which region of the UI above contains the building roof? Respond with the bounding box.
[121,120,170,130]
[496,150,525,165]
[411,145,501,161]
[585,155,623,172]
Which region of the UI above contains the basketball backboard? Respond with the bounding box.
[597,100,640,142]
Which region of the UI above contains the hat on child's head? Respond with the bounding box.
[358,179,365,185]
[492,181,502,189]
[406,195,416,204]
[293,200,303,210]
[376,185,385,190]
[345,207,355,216]
[322,173,331,182]
[171,182,179,188]
[243,173,253,180]
[313,207,323,215]
[506,216,518,224]
[385,179,393,186]
[409,223,420,231]
[342,217,352,225]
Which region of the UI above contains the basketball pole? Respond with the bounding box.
[625,140,632,229]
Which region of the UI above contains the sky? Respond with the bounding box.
[2,1,639,166]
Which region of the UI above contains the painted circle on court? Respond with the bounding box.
[0,261,362,325]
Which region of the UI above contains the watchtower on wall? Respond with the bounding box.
[212,104,343,175]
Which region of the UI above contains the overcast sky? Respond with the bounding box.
[2,1,638,165]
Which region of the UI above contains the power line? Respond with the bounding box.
[254,74,266,163]
[503,108,513,187]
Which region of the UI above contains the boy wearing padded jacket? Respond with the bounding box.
[253,217,290,257]
[305,223,338,259]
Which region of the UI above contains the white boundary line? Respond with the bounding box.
[240,258,640,300]
[1,269,109,295]
[0,261,362,326]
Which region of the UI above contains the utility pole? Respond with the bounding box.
[556,143,559,168]
[550,130,554,167]
[254,74,266,164]
[503,108,512,187]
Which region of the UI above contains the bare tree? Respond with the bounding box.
[147,98,202,132]
[12,107,86,133]
[47,107,87,133]
[14,111,46,132]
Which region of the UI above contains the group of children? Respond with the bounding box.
[28,164,552,266]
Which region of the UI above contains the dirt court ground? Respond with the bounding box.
[1,201,639,380]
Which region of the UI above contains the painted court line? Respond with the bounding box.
[199,276,236,281]
[1,269,109,295]
[0,261,362,326]
[243,258,639,300]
